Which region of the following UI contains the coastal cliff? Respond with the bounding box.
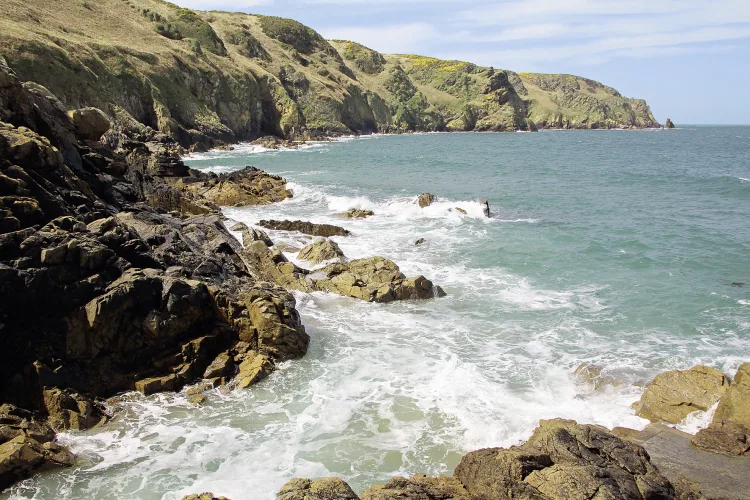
[0,0,658,151]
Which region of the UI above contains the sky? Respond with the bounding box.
[173,0,750,124]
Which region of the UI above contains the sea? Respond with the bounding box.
[5,127,749,499]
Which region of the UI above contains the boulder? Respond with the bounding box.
[242,227,273,247]
[454,419,674,500]
[233,351,275,389]
[276,477,359,500]
[572,363,622,391]
[713,362,750,428]
[338,209,374,219]
[297,238,345,265]
[67,107,111,141]
[361,474,469,499]
[311,257,446,303]
[259,220,351,237]
[42,388,106,431]
[203,351,234,379]
[417,193,436,208]
[170,167,292,206]
[230,222,248,231]
[632,366,729,424]
[692,420,750,456]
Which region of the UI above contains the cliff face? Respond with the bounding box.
[0,0,659,149]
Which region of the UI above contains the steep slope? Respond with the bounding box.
[0,0,659,150]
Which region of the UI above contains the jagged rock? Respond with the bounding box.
[713,362,750,428]
[276,477,359,500]
[187,394,206,406]
[259,220,351,237]
[230,222,248,231]
[171,167,292,206]
[692,420,750,456]
[243,227,273,247]
[67,107,111,141]
[182,493,230,500]
[632,366,729,424]
[311,257,446,303]
[42,388,106,431]
[417,193,437,208]
[297,238,345,264]
[455,419,674,500]
[203,352,234,379]
[338,209,374,219]
[361,474,469,499]
[665,118,676,129]
[0,405,73,490]
[233,351,275,389]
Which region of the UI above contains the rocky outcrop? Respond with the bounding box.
[632,366,729,424]
[361,475,469,499]
[692,363,750,456]
[259,220,351,237]
[417,193,437,208]
[0,405,74,491]
[454,419,674,499]
[276,477,359,500]
[243,227,274,247]
[665,119,676,129]
[338,209,374,219]
[297,238,345,264]
[169,167,293,206]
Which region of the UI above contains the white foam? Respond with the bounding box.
[675,402,718,435]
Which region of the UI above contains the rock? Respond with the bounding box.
[730,282,744,288]
[67,107,111,141]
[338,209,374,219]
[455,207,467,214]
[480,200,490,218]
[415,238,426,246]
[276,477,359,500]
[297,238,345,264]
[673,478,707,500]
[310,257,446,303]
[665,118,676,129]
[692,420,750,456]
[417,193,436,208]
[713,363,750,428]
[361,474,469,499]
[259,220,351,237]
[454,419,674,500]
[632,366,729,424]
[572,363,622,391]
[233,351,274,389]
[187,394,207,406]
[182,493,230,500]
[135,374,180,396]
[275,242,302,253]
[242,227,273,247]
[203,352,235,379]
[42,388,106,431]
[230,222,248,231]
[170,167,292,206]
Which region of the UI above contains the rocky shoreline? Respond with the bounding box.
[0,51,747,499]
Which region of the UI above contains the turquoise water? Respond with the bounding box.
[6,128,749,499]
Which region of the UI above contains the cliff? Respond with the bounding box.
[0,0,659,150]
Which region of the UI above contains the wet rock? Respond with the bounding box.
[480,200,490,217]
[361,474,469,499]
[455,207,467,214]
[182,493,230,500]
[417,193,437,208]
[242,227,273,247]
[67,107,111,141]
[171,167,292,206]
[297,238,345,265]
[454,419,674,500]
[632,366,729,424]
[415,238,426,246]
[259,220,351,237]
[233,351,274,389]
[135,374,181,396]
[572,363,622,391]
[338,209,374,219]
[187,394,207,406]
[310,257,446,303]
[276,477,359,500]
[42,388,106,431]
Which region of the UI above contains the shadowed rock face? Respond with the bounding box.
[0,54,310,489]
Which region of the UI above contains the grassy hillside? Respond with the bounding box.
[0,0,659,149]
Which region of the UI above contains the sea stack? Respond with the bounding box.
[665,118,676,129]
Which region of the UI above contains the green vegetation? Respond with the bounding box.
[0,0,658,146]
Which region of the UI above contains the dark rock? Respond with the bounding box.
[67,108,111,141]
[415,238,426,246]
[665,118,676,129]
[417,193,436,208]
[259,220,351,237]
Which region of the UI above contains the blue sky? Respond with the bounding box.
[174,0,750,124]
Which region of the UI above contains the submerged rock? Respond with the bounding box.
[338,208,374,219]
[259,219,351,237]
[415,238,426,246]
[297,238,345,264]
[276,477,358,500]
[632,365,729,424]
